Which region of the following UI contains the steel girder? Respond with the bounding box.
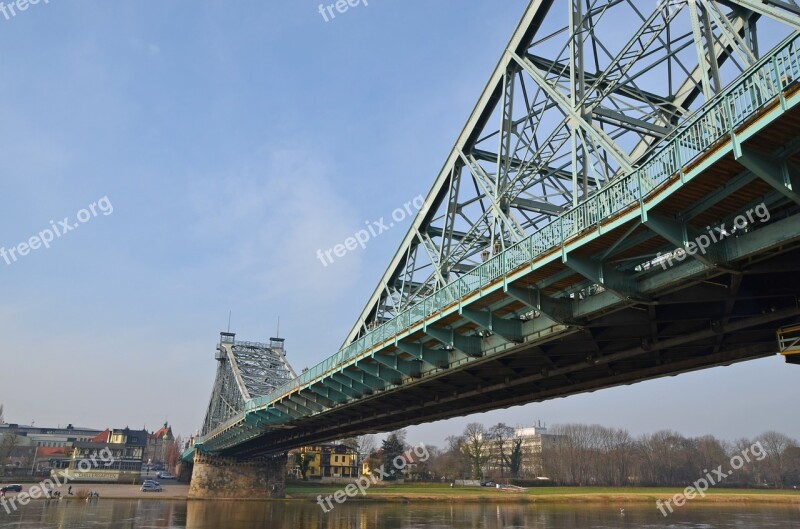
[344,0,800,346]
[201,334,296,436]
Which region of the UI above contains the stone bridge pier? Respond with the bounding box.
[187,452,287,499]
[176,460,193,483]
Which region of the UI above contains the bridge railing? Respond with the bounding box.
[246,32,799,413]
[778,325,800,353]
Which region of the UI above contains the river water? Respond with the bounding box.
[1,500,798,528]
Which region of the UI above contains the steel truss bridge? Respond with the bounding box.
[186,0,800,462]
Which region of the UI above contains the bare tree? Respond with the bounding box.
[758,431,797,487]
[341,435,377,473]
[461,423,490,480]
[0,403,4,424]
[423,420,799,488]
[784,446,800,486]
[164,437,182,473]
[543,424,637,486]
[0,431,20,474]
[429,435,469,481]
[610,428,635,486]
[508,438,523,479]
[357,435,377,458]
[391,429,408,446]
[488,423,515,478]
[413,444,439,480]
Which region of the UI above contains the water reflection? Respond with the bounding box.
[185,501,800,529]
[1,499,798,528]
[8,499,186,529]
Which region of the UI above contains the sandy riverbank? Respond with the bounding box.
[2,482,190,502]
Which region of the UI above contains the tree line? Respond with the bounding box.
[362,422,800,488]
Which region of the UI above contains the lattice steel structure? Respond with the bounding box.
[201,333,296,435]
[185,0,800,459]
[345,0,800,345]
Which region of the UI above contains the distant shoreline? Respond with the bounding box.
[286,491,800,505]
[3,483,799,505]
[285,485,800,505]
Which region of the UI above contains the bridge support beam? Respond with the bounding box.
[188,452,287,499]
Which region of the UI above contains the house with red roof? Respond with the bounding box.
[144,422,174,470]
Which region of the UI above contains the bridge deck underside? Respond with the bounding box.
[224,103,800,458]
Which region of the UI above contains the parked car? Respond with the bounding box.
[482,481,496,487]
[156,472,175,480]
[141,481,162,492]
[0,485,22,493]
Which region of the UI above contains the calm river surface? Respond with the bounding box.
[1,500,799,528]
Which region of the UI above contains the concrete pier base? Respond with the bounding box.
[188,452,286,499]
[176,460,193,484]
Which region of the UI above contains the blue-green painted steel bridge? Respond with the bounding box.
[185,1,800,463]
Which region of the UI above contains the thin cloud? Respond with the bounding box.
[190,146,363,302]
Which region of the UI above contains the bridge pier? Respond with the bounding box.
[176,460,193,483]
[188,452,287,499]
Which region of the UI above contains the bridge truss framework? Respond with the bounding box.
[201,333,296,436]
[345,0,800,346]
[187,0,800,460]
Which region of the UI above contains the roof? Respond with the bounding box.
[0,424,102,436]
[90,429,110,443]
[86,428,148,446]
[151,423,173,441]
[112,428,148,446]
[37,447,68,457]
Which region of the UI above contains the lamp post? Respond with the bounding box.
[160,431,168,472]
[30,445,39,476]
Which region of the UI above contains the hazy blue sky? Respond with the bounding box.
[0,1,797,447]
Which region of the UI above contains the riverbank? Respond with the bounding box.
[285,483,800,505]
[3,482,798,505]
[1,483,190,502]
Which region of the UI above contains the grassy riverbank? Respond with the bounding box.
[285,482,800,505]
[3,482,798,504]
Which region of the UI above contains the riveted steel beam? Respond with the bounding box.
[460,307,524,342]
[309,384,349,404]
[506,285,575,325]
[373,352,423,378]
[356,359,403,385]
[735,146,800,206]
[423,327,484,357]
[563,253,639,299]
[395,341,450,369]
